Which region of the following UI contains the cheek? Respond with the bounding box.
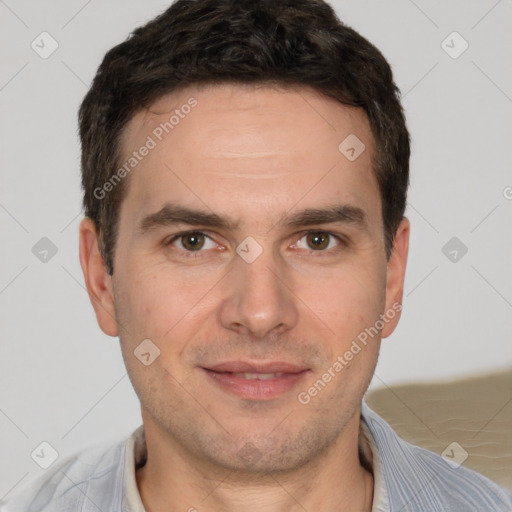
[115,270,209,387]
[299,267,384,345]
[118,265,218,348]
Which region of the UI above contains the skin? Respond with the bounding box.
[79,83,409,512]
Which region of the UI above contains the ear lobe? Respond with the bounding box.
[78,217,118,337]
[381,217,410,339]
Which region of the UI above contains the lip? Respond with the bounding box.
[202,361,310,401]
[206,361,309,374]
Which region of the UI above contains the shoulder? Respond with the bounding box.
[0,437,127,512]
[404,441,512,511]
[362,401,512,511]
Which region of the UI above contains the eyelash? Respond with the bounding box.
[166,230,345,257]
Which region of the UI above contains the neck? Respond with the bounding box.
[136,412,374,512]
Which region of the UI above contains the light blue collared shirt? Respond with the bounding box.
[1,401,511,511]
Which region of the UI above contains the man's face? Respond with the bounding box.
[85,83,408,473]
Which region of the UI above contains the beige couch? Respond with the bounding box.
[365,369,512,490]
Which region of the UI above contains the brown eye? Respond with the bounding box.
[180,232,206,251]
[306,232,330,250]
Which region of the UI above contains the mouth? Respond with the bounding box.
[201,361,311,401]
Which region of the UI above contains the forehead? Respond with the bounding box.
[118,83,379,229]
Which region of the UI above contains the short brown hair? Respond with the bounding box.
[79,0,410,275]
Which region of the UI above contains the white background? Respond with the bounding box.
[1,0,511,498]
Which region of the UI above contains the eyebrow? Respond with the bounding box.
[284,205,368,230]
[138,205,238,234]
[138,203,368,235]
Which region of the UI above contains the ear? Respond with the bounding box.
[381,217,410,339]
[78,217,118,337]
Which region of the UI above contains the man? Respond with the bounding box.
[1,0,510,510]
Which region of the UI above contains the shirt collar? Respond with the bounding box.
[361,400,391,511]
[122,424,147,512]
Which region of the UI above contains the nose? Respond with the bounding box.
[218,248,299,339]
